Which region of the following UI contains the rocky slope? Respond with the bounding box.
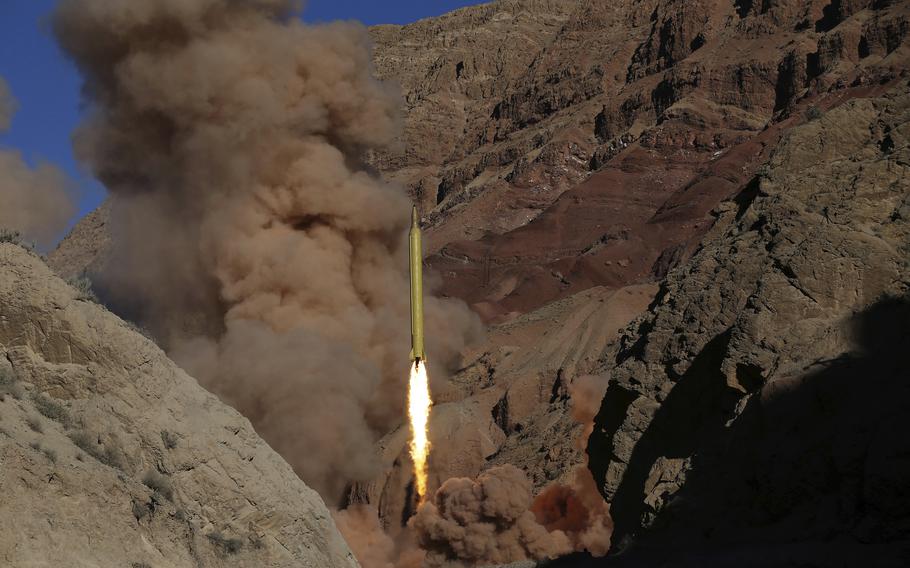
[0,243,358,567]
[54,0,910,299]
[346,0,910,546]
[369,0,910,321]
[585,82,910,565]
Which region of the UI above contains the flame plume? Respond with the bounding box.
[408,360,432,501]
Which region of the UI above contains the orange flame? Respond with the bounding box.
[408,360,432,501]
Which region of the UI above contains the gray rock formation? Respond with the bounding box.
[587,83,910,564]
[0,243,359,567]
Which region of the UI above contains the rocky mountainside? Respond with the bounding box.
[43,0,910,565]
[345,0,910,549]
[369,0,910,321]
[0,242,358,567]
[585,83,910,566]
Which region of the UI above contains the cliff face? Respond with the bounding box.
[369,0,910,322]
[53,0,910,319]
[585,84,910,564]
[0,243,358,568]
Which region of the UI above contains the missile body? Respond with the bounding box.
[409,206,427,364]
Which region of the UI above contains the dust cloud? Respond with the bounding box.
[531,468,612,557]
[52,0,480,503]
[411,464,573,566]
[0,76,76,250]
[50,1,607,564]
[409,376,613,565]
[334,505,425,568]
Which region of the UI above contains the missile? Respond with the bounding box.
[409,206,427,364]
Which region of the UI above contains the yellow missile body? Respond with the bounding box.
[409,206,426,364]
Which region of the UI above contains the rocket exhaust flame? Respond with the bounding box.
[408,359,432,501]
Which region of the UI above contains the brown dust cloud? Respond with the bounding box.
[0,76,76,250]
[51,0,611,565]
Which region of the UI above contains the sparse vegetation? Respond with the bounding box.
[68,429,126,470]
[131,563,152,568]
[125,320,155,341]
[0,229,35,250]
[160,429,178,449]
[805,105,823,121]
[26,415,44,433]
[142,470,174,501]
[32,393,73,429]
[68,429,93,452]
[207,531,243,555]
[0,368,24,401]
[131,498,150,522]
[28,442,57,463]
[67,274,99,303]
[249,534,264,550]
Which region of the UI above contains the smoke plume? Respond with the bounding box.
[535,374,613,555]
[52,0,480,503]
[334,505,425,568]
[410,376,613,565]
[410,464,573,566]
[531,468,612,557]
[569,374,609,450]
[0,76,76,250]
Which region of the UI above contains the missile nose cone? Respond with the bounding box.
[411,206,419,227]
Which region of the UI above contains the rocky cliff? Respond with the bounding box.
[349,1,910,553]
[0,242,359,567]
[369,0,910,322]
[585,82,910,566]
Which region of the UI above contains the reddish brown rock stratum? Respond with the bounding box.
[367,0,910,322]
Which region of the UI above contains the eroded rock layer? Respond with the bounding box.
[587,83,910,565]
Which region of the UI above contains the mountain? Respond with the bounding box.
[367,0,910,322]
[45,0,910,564]
[0,241,358,567]
[351,0,910,552]
[585,82,910,566]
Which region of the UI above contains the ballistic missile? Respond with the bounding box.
[409,206,427,364]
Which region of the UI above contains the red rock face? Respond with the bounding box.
[367,0,910,322]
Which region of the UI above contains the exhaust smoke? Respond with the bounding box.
[52,0,481,504]
[49,1,609,565]
[408,375,614,565]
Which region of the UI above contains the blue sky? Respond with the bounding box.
[0,0,483,222]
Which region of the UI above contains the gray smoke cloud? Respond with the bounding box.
[52,0,481,503]
[0,76,76,250]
